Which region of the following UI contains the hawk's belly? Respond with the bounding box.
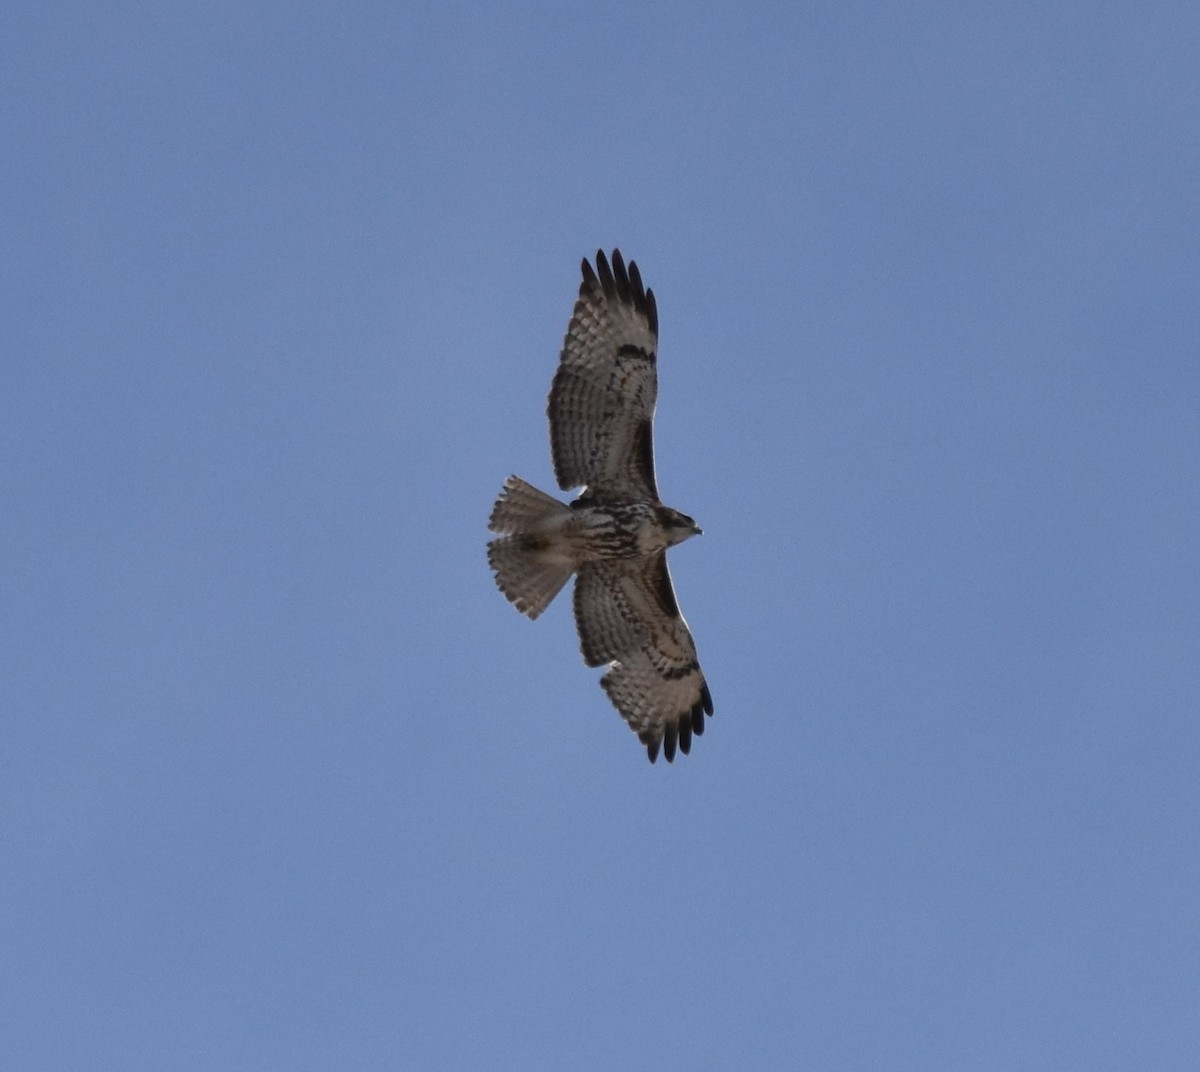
[569,502,669,560]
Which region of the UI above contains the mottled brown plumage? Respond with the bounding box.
[488,250,712,763]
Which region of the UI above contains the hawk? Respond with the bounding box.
[488,249,713,763]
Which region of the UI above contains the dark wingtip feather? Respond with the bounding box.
[663,723,678,763]
[610,249,632,304]
[594,249,616,299]
[627,260,659,338]
[580,256,599,295]
[646,737,660,764]
[679,718,692,755]
[700,682,714,716]
[627,258,644,301]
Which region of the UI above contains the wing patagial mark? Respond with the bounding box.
[646,554,680,618]
[633,420,656,501]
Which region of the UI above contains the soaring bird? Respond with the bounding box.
[488,249,712,763]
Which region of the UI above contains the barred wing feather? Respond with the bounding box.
[549,250,660,501]
[573,555,712,764]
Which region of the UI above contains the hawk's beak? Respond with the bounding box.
[693,523,704,536]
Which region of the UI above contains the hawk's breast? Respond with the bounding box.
[570,501,669,561]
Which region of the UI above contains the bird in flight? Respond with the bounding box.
[488,249,713,763]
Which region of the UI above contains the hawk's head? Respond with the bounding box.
[658,506,703,547]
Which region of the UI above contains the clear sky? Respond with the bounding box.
[3,3,1198,1070]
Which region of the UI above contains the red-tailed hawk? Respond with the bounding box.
[488,249,713,763]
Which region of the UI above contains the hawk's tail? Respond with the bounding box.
[487,476,575,620]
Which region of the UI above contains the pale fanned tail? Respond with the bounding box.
[487,476,576,619]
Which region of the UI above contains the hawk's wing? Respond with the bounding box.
[573,555,713,763]
[549,249,660,501]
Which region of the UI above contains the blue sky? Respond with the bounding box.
[3,2,1198,1069]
